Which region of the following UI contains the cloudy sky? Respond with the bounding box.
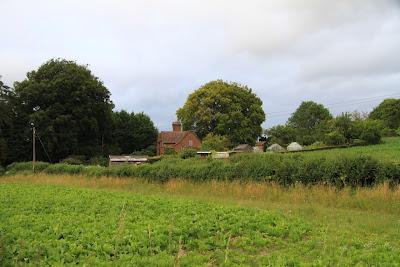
[1,0,400,130]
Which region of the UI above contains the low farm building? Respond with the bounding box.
[109,155,148,166]
[157,121,201,155]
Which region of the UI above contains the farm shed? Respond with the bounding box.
[287,142,303,151]
[267,143,285,152]
[212,152,230,159]
[109,155,148,166]
[233,144,253,152]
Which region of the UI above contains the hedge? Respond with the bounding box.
[5,155,400,188]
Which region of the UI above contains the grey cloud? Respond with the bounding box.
[0,0,399,130]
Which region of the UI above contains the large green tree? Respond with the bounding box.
[177,80,265,146]
[111,110,158,154]
[13,59,114,162]
[369,98,400,129]
[288,101,332,145]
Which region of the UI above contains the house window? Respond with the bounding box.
[189,139,193,146]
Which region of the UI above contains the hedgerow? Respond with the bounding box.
[6,154,400,188]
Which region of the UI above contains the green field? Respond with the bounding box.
[300,137,400,163]
[1,175,400,266]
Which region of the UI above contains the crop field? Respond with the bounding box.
[1,175,400,266]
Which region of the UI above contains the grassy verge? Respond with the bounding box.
[1,174,400,265]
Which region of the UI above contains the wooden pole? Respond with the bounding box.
[32,126,36,173]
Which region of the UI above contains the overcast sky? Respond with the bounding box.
[1,0,400,130]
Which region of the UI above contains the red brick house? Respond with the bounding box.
[157,122,201,155]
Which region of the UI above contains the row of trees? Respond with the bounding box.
[267,99,400,147]
[0,59,157,165]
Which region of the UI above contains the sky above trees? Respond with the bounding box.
[1,0,399,130]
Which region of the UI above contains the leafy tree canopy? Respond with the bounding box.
[200,133,232,151]
[288,101,332,130]
[111,110,158,154]
[369,98,400,129]
[177,80,265,146]
[13,59,114,161]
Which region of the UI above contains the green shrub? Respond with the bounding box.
[396,128,400,136]
[0,165,4,176]
[61,155,86,165]
[200,133,231,151]
[5,153,400,189]
[360,120,382,144]
[6,161,50,173]
[44,164,84,175]
[381,127,396,137]
[88,156,108,167]
[180,148,197,159]
[324,131,346,146]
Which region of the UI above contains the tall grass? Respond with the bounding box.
[2,174,399,215]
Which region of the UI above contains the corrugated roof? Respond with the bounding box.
[109,155,148,162]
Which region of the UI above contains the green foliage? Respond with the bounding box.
[12,59,114,162]
[0,184,310,265]
[359,120,382,144]
[131,145,157,157]
[8,148,400,188]
[88,156,108,167]
[288,101,332,145]
[180,148,197,159]
[0,165,4,176]
[381,127,397,137]
[177,80,265,146]
[369,98,400,129]
[200,133,231,151]
[324,131,347,146]
[111,111,157,154]
[6,161,50,174]
[266,125,296,146]
[61,155,86,165]
[397,128,400,136]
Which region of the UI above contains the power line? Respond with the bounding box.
[267,93,400,116]
[36,134,52,163]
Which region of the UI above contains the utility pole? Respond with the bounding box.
[32,124,36,173]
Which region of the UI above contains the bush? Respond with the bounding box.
[324,131,346,146]
[88,156,108,167]
[0,165,4,176]
[61,155,86,165]
[360,120,382,144]
[381,127,396,137]
[396,128,400,136]
[180,148,197,159]
[200,133,231,151]
[6,161,50,173]
[5,154,400,189]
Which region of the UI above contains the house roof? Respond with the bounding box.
[233,144,253,151]
[109,155,148,162]
[158,131,194,144]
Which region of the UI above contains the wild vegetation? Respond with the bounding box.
[1,175,399,265]
[4,138,400,188]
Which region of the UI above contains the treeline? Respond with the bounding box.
[0,59,157,166]
[267,100,400,147]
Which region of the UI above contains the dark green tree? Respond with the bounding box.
[369,98,400,129]
[266,125,296,146]
[111,110,158,154]
[288,101,332,145]
[13,59,114,162]
[177,80,265,146]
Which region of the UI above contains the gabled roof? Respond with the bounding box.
[158,131,194,144]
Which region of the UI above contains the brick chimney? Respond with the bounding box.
[172,121,182,132]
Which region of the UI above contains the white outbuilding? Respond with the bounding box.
[267,143,285,152]
[287,142,303,151]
